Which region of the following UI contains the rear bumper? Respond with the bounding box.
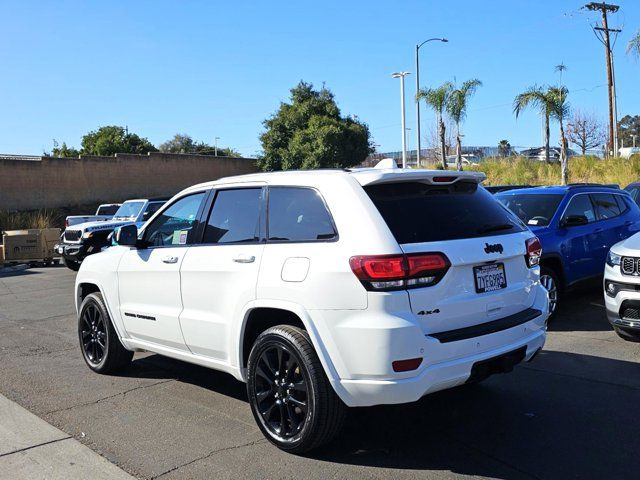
[336,327,545,407]
[320,284,549,407]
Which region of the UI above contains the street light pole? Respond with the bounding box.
[415,38,448,167]
[392,72,410,168]
[214,136,220,156]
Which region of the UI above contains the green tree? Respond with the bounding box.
[258,81,373,171]
[159,133,240,157]
[81,126,157,156]
[446,79,482,170]
[628,30,640,57]
[618,115,640,146]
[513,85,557,164]
[497,139,511,157]
[48,140,80,158]
[417,82,453,170]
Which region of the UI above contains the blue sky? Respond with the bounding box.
[0,0,638,157]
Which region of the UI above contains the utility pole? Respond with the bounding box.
[584,2,620,157]
[214,136,220,156]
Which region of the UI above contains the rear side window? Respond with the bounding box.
[203,188,262,244]
[267,187,336,242]
[615,194,630,214]
[364,181,525,244]
[563,194,596,223]
[592,193,621,220]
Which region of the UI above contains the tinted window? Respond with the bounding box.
[562,194,596,223]
[143,193,205,246]
[113,201,144,220]
[203,189,262,244]
[615,194,630,214]
[624,186,639,202]
[268,187,336,242]
[496,193,563,226]
[592,193,621,220]
[364,181,525,244]
[97,205,119,216]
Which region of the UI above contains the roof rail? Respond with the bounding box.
[567,183,620,189]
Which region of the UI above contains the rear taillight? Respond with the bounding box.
[349,252,450,291]
[65,219,69,227]
[525,237,542,267]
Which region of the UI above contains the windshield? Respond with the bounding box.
[113,201,145,220]
[496,193,563,227]
[364,181,526,244]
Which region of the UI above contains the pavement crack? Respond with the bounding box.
[43,379,175,416]
[150,438,266,479]
[0,436,72,458]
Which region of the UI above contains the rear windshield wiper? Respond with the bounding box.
[477,223,514,234]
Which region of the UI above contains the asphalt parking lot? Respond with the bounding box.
[0,266,639,480]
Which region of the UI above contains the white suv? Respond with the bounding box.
[75,167,549,452]
[604,236,640,342]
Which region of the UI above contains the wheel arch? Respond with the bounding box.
[237,301,345,398]
[540,254,565,290]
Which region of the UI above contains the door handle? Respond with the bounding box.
[232,254,256,264]
[162,256,179,264]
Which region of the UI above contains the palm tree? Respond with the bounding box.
[417,82,453,169]
[513,86,557,164]
[549,86,570,185]
[628,30,640,57]
[498,139,511,157]
[446,79,482,171]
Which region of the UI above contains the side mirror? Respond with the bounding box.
[113,224,138,246]
[561,214,589,228]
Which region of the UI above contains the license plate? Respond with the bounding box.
[473,263,507,293]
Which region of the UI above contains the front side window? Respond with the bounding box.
[592,193,621,220]
[143,193,206,247]
[496,193,563,227]
[203,188,262,244]
[562,194,596,223]
[268,187,337,242]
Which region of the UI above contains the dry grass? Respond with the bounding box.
[427,154,640,187]
[0,209,61,232]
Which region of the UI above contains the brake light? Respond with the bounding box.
[65,219,69,227]
[525,237,542,267]
[432,176,457,183]
[349,252,450,291]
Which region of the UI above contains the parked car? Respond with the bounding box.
[56,198,166,271]
[604,235,640,342]
[624,182,640,206]
[496,185,640,318]
[75,166,549,452]
[64,203,121,228]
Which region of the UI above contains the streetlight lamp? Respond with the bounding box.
[415,38,448,167]
[392,71,411,168]
[214,136,220,156]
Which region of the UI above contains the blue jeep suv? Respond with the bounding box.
[496,185,640,317]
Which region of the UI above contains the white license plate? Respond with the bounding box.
[473,263,507,293]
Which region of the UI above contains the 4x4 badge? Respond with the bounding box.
[484,243,504,254]
[417,308,440,316]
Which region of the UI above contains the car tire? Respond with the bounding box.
[540,266,560,321]
[613,326,640,343]
[63,258,81,271]
[78,292,133,374]
[247,325,346,453]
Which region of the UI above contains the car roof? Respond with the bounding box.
[496,185,622,196]
[183,168,487,192]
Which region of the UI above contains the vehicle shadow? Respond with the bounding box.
[550,287,611,333]
[121,350,639,480]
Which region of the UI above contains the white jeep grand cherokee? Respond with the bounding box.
[75,167,549,452]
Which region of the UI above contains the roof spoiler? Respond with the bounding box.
[374,158,399,169]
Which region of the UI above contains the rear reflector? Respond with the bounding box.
[349,252,450,291]
[392,358,423,372]
[525,237,542,267]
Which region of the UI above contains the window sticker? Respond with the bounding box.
[172,230,189,245]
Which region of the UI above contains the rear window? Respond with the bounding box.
[497,193,564,226]
[97,204,119,216]
[364,181,526,244]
